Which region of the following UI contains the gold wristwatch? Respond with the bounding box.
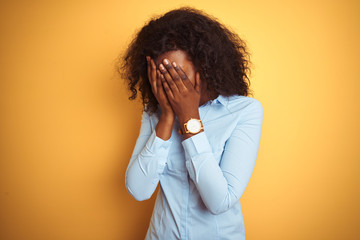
[178,118,204,135]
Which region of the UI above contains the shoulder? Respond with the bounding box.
[224,96,263,128]
[219,95,263,115]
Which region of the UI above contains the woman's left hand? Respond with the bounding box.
[158,58,201,124]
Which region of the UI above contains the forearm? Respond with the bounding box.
[182,131,259,215]
[125,110,173,201]
[182,133,234,214]
[125,128,173,201]
[186,153,240,214]
[125,156,161,201]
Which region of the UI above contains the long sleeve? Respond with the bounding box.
[182,100,264,214]
[125,110,173,201]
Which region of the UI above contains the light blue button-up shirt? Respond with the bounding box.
[125,94,263,240]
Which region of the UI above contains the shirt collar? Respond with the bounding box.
[213,94,228,106]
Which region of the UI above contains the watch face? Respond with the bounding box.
[187,119,202,133]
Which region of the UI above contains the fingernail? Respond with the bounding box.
[163,59,169,64]
[146,56,150,62]
[159,64,165,70]
[172,62,177,67]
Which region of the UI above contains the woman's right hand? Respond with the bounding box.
[147,56,175,120]
[147,56,175,140]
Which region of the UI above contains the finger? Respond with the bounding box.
[172,63,194,90]
[159,72,175,100]
[159,63,180,94]
[195,72,201,93]
[157,70,170,102]
[162,59,186,92]
[156,70,163,94]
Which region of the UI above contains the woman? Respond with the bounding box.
[119,7,263,240]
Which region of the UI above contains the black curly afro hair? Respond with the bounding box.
[117,7,253,114]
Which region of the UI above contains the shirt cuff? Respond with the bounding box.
[181,132,214,182]
[181,131,213,158]
[140,129,172,173]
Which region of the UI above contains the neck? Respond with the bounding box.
[199,90,217,106]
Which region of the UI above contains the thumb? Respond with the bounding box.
[195,72,201,93]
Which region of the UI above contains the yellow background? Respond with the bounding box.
[0,0,359,239]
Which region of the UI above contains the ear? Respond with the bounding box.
[195,72,201,93]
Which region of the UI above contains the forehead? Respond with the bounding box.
[155,50,193,68]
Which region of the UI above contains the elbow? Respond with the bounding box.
[206,195,238,215]
[125,178,152,201]
[126,185,152,201]
[132,192,152,202]
[206,203,230,215]
[208,207,228,215]
[206,188,244,215]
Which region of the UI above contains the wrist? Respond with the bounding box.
[160,112,175,124]
[178,111,200,125]
[178,116,204,140]
[182,129,204,140]
[155,112,175,141]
